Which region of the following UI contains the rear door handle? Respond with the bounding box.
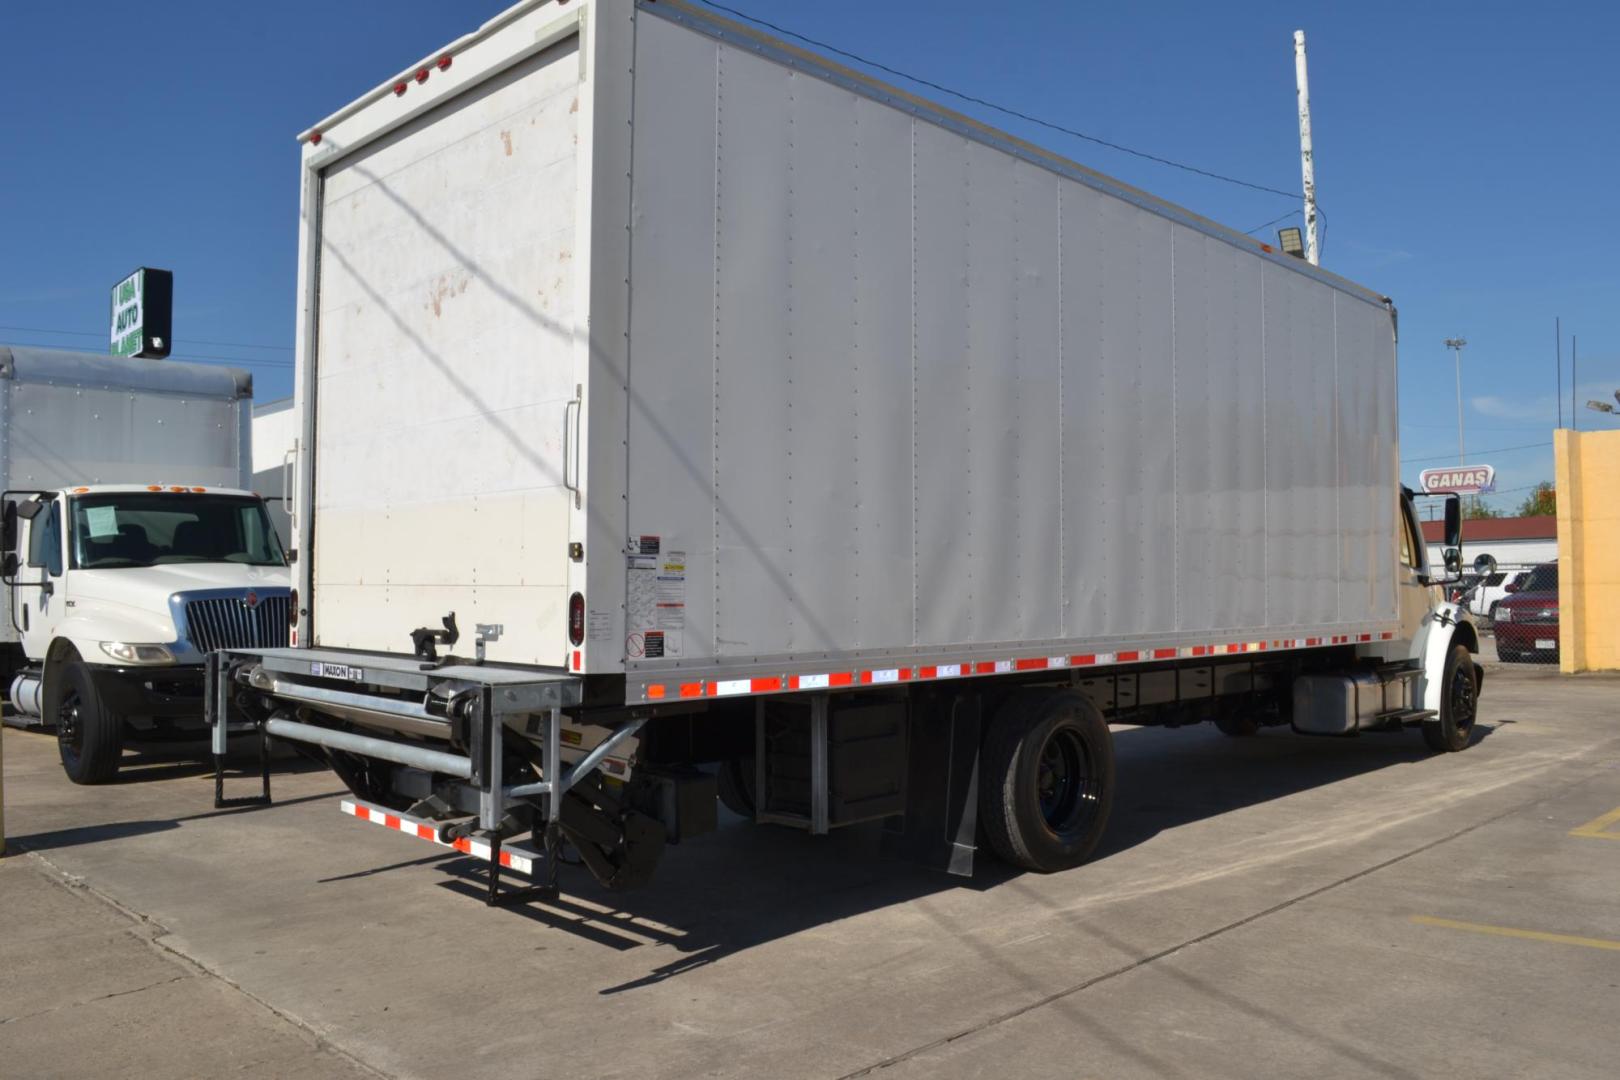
[563,389,581,509]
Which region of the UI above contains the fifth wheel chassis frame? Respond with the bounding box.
[206,647,610,904]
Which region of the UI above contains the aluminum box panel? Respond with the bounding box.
[623,7,1398,676]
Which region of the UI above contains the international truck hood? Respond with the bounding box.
[70,563,291,620]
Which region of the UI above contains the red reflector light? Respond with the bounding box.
[393,81,408,96]
[310,131,322,145]
[568,592,585,646]
[437,54,452,71]
[415,68,429,84]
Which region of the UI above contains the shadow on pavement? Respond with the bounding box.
[4,789,346,854]
[361,720,1489,993]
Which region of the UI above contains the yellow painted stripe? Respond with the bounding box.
[1411,915,1620,952]
[1569,806,1620,839]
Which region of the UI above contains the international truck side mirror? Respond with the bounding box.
[1,502,14,552]
[1444,548,1461,575]
[1,552,17,577]
[1472,553,1497,577]
[1443,494,1462,548]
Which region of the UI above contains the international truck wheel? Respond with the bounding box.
[716,757,756,819]
[1213,701,1260,737]
[52,661,125,784]
[1422,644,1478,753]
[980,691,1114,873]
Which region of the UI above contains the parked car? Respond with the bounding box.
[1493,563,1559,662]
[1486,570,1529,621]
[1449,568,1523,621]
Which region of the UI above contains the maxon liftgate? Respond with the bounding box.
[206,641,672,903]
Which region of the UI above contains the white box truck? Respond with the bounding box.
[0,344,291,783]
[211,0,1484,897]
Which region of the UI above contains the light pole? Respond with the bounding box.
[1586,390,1620,422]
[1444,337,1467,464]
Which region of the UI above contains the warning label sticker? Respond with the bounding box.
[627,536,684,659]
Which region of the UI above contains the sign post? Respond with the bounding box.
[109,268,173,359]
[1418,464,1496,496]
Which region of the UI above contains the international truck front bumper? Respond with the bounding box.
[88,663,207,721]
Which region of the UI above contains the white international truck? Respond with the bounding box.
[209,0,1484,899]
[0,344,291,783]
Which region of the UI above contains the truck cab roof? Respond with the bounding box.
[53,484,264,499]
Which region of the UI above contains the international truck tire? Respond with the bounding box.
[1212,703,1260,737]
[980,691,1114,873]
[1422,644,1478,753]
[52,661,125,785]
[716,757,756,819]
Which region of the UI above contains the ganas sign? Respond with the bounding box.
[109,268,173,359]
[1418,464,1496,495]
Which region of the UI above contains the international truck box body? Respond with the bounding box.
[294,0,1400,695]
[225,0,1482,891]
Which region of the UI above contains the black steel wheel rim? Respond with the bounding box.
[1450,665,1476,733]
[57,688,83,759]
[1036,726,1097,835]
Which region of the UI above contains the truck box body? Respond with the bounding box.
[0,344,253,644]
[293,0,1399,698]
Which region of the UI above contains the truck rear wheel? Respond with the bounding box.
[716,756,756,819]
[1212,700,1260,737]
[53,660,125,784]
[979,690,1113,873]
[1422,643,1478,753]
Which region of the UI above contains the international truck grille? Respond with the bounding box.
[184,595,291,654]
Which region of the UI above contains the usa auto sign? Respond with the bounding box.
[1418,464,1496,495]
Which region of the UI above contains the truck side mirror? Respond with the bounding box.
[1472,553,1497,577]
[1443,495,1462,548]
[1,551,16,577]
[1,502,14,552]
[1444,548,1461,575]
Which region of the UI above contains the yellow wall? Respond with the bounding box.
[1555,429,1620,672]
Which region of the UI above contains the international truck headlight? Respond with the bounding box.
[99,642,176,665]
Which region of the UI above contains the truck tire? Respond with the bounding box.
[52,660,125,784]
[716,756,756,819]
[1422,643,1477,753]
[1213,700,1260,737]
[979,690,1113,873]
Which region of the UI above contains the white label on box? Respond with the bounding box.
[627,536,684,659]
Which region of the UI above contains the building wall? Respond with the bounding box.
[1555,429,1620,672]
[1424,537,1557,571]
[252,398,296,547]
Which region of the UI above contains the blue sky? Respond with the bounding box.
[3,0,1614,511]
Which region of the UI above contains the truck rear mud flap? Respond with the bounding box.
[204,648,662,901]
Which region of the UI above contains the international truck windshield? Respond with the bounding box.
[68,493,284,569]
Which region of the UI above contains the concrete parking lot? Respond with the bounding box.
[3,661,1618,1079]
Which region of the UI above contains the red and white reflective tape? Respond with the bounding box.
[340,799,536,876]
[637,629,1400,703]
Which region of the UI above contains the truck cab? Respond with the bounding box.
[3,484,291,783]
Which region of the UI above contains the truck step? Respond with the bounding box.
[1372,708,1438,728]
[340,798,542,877]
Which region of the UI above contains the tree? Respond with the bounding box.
[1516,482,1555,517]
[1461,495,1502,520]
